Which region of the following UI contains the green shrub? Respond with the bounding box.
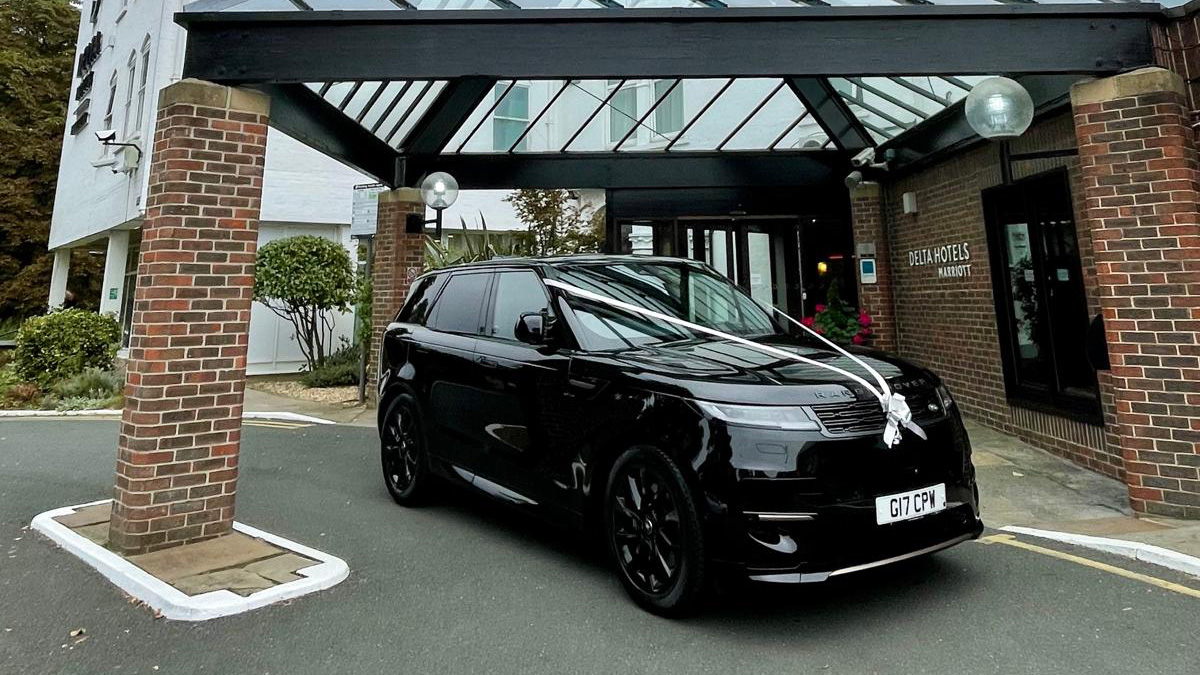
[52,367,122,400]
[53,395,121,412]
[13,310,120,385]
[299,362,358,388]
[0,381,42,409]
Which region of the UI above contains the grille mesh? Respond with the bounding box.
[811,388,943,436]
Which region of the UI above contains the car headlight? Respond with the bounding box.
[935,383,955,411]
[696,402,820,431]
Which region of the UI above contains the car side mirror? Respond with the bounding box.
[515,312,546,345]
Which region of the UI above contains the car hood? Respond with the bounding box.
[573,334,932,406]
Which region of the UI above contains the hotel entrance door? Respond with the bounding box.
[674,218,802,315]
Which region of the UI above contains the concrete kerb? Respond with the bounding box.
[31,499,349,621]
[1001,525,1200,579]
[0,410,337,425]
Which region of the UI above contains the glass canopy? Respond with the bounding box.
[188,0,1146,10]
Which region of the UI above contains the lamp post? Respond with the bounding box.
[964,76,1034,141]
[420,171,460,239]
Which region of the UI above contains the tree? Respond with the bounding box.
[0,0,101,322]
[504,189,603,257]
[253,235,357,371]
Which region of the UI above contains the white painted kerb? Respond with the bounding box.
[0,410,336,425]
[1002,525,1200,579]
[31,499,350,621]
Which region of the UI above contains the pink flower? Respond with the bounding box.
[815,304,826,313]
[859,312,872,327]
[852,335,864,345]
[800,316,815,327]
[859,327,871,336]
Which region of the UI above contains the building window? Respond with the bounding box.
[102,71,117,137]
[653,80,683,135]
[135,38,150,133]
[90,0,102,24]
[608,81,637,143]
[982,169,1101,422]
[492,83,529,152]
[121,52,136,139]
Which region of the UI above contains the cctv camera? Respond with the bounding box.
[95,129,117,143]
[851,148,875,168]
[845,170,864,190]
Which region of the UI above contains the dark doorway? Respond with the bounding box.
[983,169,1101,422]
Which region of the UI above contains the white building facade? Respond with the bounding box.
[50,0,369,374]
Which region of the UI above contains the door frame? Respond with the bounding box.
[671,215,803,314]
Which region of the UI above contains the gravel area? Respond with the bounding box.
[247,379,359,406]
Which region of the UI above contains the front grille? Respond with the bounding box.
[810,387,944,436]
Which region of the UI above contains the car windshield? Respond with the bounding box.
[553,261,781,350]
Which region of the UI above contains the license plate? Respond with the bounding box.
[875,484,946,525]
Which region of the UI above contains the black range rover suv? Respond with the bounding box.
[377,255,983,615]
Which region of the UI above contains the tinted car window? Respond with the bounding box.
[396,275,442,325]
[427,272,489,335]
[489,271,549,341]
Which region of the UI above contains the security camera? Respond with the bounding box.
[95,129,117,143]
[851,148,875,168]
[845,170,864,190]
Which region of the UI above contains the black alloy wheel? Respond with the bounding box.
[604,446,706,616]
[381,394,429,505]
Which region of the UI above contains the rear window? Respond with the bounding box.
[427,272,490,335]
[395,275,443,325]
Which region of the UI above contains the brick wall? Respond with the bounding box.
[108,81,269,554]
[883,112,1124,480]
[850,183,897,353]
[1071,68,1200,519]
[367,189,426,400]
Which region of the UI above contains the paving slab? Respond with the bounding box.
[173,569,275,597]
[126,532,281,583]
[73,522,110,546]
[52,503,111,528]
[244,553,319,584]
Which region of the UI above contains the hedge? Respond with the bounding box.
[13,310,120,385]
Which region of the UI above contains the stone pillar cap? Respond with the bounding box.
[157,78,270,115]
[1071,67,1185,107]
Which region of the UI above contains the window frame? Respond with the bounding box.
[481,268,553,344]
[135,37,151,134]
[982,167,1102,424]
[492,82,530,152]
[121,51,137,140]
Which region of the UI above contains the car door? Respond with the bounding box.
[470,269,572,508]
[416,270,493,470]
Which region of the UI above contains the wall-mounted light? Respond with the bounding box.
[418,171,460,238]
[816,261,829,276]
[965,77,1034,141]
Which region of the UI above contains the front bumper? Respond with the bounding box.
[700,411,983,581]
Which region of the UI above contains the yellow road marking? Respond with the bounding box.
[243,420,310,430]
[979,534,1200,600]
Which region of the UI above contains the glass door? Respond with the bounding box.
[983,169,1100,421]
[674,218,800,315]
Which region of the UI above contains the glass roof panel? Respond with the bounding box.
[720,84,810,151]
[391,81,450,147]
[305,0,412,8]
[621,0,705,7]
[668,78,784,152]
[511,0,606,7]
[409,0,500,7]
[192,0,1131,11]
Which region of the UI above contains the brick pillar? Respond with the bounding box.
[109,80,270,553]
[367,188,426,401]
[849,182,897,353]
[1072,67,1200,520]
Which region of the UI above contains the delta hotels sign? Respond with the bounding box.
[906,242,973,278]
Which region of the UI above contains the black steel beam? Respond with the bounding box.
[178,6,1157,82]
[398,77,496,154]
[880,74,1081,175]
[251,83,400,186]
[398,150,852,190]
[786,77,873,152]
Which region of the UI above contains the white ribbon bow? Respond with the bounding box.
[543,278,926,447]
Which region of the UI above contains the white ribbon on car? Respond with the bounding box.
[543,278,926,447]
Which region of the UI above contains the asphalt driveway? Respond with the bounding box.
[1,419,1197,675]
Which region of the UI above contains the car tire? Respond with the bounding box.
[603,445,707,616]
[380,393,431,506]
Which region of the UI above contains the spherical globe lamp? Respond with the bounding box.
[420,171,459,210]
[964,77,1035,141]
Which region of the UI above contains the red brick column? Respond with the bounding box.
[367,188,426,401]
[1072,67,1200,520]
[850,182,897,353]
[108,80,270,553]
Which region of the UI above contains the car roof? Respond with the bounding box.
[435,254,702,273]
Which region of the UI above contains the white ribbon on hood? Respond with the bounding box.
[543,278,926,447]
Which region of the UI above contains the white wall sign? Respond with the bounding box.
[907,242,973,278]
[351,183,386,237]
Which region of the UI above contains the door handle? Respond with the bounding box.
[476,356,501,369]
